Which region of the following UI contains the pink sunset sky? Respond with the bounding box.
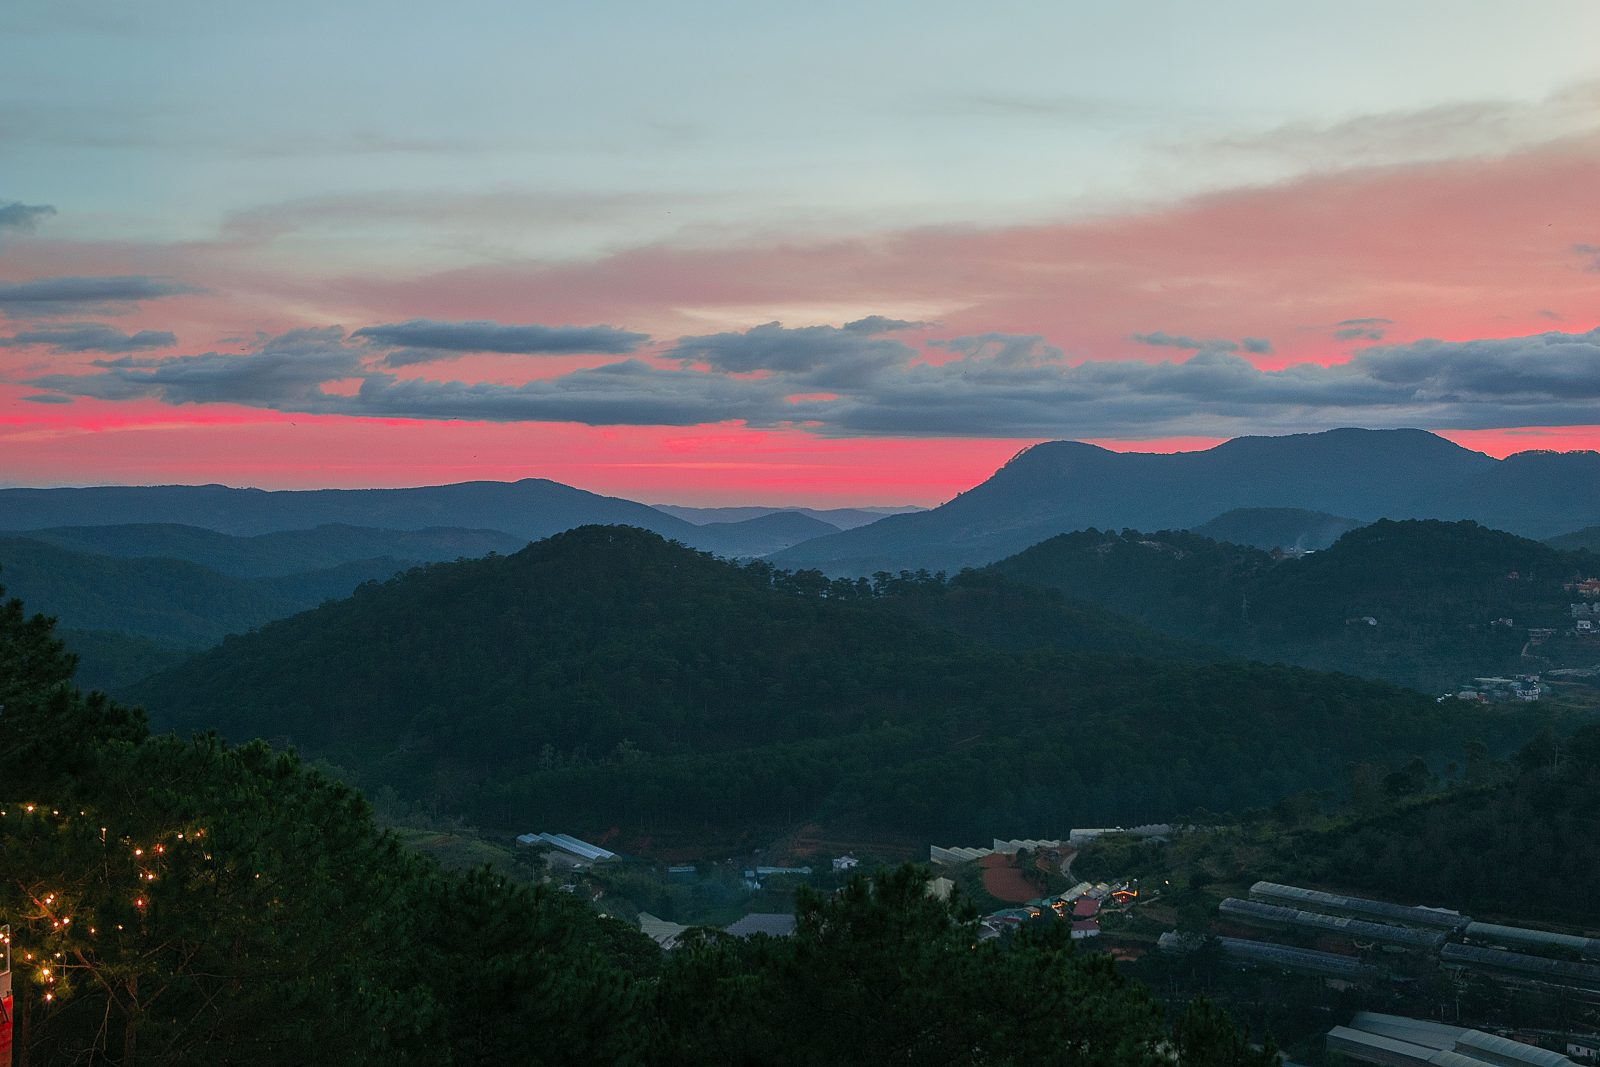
[3,3,1598,505]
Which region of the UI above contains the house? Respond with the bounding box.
[1070,920,1100,940]
[832,854,859,872]
[1072,897,1101,919]
[666,865,697,884]
[1579,578,1600,597]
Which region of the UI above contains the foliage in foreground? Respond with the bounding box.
[1,586,1276,1065]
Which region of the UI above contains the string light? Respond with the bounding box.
[4,798,218,1007]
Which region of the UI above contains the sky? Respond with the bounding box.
[2,1,1598,505]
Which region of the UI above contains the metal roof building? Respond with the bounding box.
[514,832,617,862]
[1219,898,1447,951]
[724,913,797,938]
[1440,942,1600,990]
[1465,921,1600,961]
[930,845,992,865]
[1327,1012,1574,1067]
[1249,881,1470,931]
[1158,931,1384,982]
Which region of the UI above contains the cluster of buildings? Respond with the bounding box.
[1161,880,1600,999]
[1450,675,1544,704]
[1327,1011,1596,1067]
[1562,578,1600,598]
[928,827,1176,866]
[1163,881,1600,1062]
[977,878,1141,942]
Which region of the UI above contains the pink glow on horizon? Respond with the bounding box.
[0,400,1033,506]
[1436,426,1600,458]
[3,138,1598,502]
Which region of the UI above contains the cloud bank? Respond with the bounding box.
[0,323,177,353]
[351,318,650,366]
[0,276,200,318]
[26,319,1600,440]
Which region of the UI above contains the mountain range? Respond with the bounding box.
[0,480,846,559]
[7,430,1598,578]
[770,428,1600,574]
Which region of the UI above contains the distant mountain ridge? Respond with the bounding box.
[652,504,921,529]
[1547,526,1600,553]
[0,481,836,558]
[772,429,1600,574]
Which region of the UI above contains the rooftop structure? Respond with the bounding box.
[1327,1012,1573,1067]
[1465,921,1600,961]
[1219,898,1447,950]
[991,837,1062,853]
[514,832,617,863]
[637,912,689,950]
[1158,931,1383,982]
[930,845,992,865]
[1249,881,1469,931]
[1441,943,1600,990]
[724,913,797,939]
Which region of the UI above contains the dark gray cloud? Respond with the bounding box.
[928,332,1065,367]
[28,327,361,407]
[344,360,773,426]
[1132,331,1273,355]
[351,319,650,366]
[20,394,72,404]
[1331,317,1392,342]
[0,323,176,353]
[666,320,915,388]
[26,321,1600,440]
[842,315,931,334]
[0,201,55,235]
[1575,243,1600,272]
[1131,331,1239,352]
[0,275,201,318]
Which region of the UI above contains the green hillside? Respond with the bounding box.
[1,580,1281,1066]
[992,519,1600,692]
[132,526,1528,842]
[0,536,303,646]
[0,535,430,688]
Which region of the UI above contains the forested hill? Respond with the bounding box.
[133,526,1528,842]
[990,519,1600,691]
[1267,723,1600,926]
[4,583,1286,1065]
